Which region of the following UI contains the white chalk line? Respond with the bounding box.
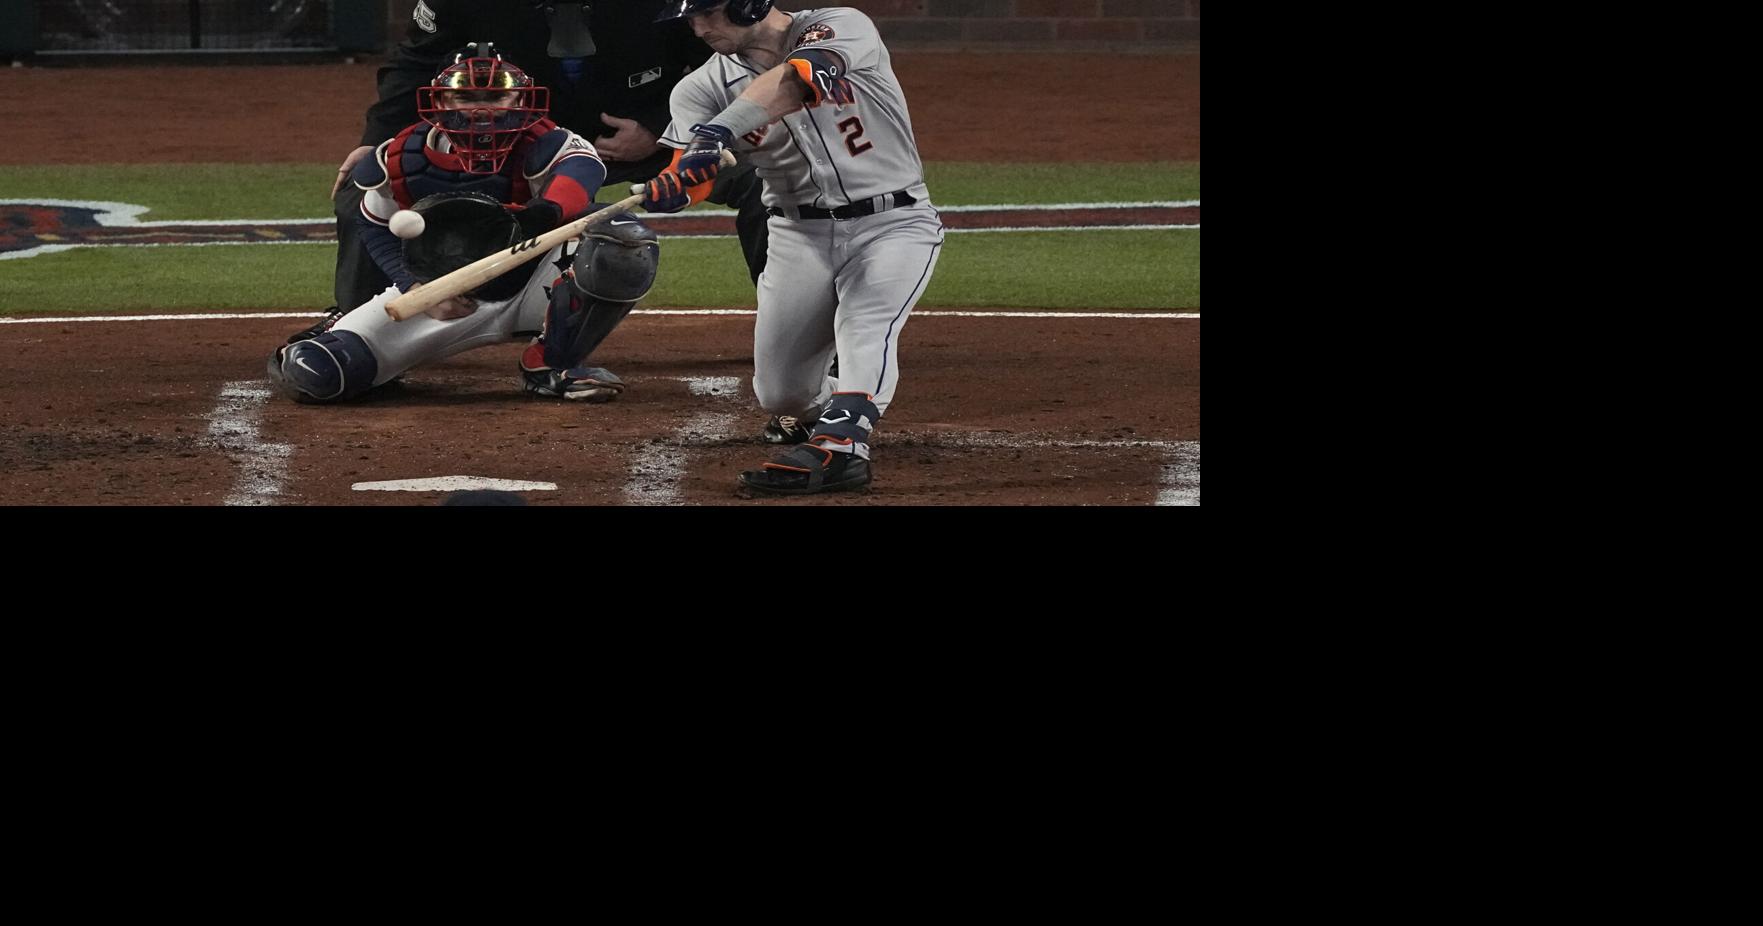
[352,477,557,493]
[0,309,1198,324]
[631,310,1199,319]
[202,381,291,506]
[1157,441,1201,507]
[636,226,1197,244]
[626,376,743,506]
[932,200,1199,212]
[922,311,1196,318]
[950,224,1196,232]
[1,312,323,324]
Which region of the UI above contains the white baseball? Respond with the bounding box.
[389,210,425,239]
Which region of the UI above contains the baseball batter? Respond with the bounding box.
[643,0,945,495]
[267,45,657,405]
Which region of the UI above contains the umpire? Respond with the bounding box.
[307,0,768,338]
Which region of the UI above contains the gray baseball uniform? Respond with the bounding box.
[662,7,943,426]
[331,243,569,385]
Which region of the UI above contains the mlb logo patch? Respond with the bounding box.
[629,67,663,88]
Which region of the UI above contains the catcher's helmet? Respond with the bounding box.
[654,0,773,27]
[416,42,549,175]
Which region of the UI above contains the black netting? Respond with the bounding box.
[38,1,336,53]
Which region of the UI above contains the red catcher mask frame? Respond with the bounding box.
[417,55,549,174]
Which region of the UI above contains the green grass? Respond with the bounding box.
[927,230,1198,308]
[0,165,341,220]
[923,162,1199,204]
[1,162,1198,313]
[0,244,337,313]
[648,230,1198,309]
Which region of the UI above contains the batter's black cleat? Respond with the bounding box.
[523,365,625,402]
[738,440,872,496]
[286,305,346,345]
[762,413,816,444]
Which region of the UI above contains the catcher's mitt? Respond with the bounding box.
[401,191,526,300]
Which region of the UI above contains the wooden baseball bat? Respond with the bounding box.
[384,149,734,321]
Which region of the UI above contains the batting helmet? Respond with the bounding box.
[416,42,549,174]
[654,0,773,27]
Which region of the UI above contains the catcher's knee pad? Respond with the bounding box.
[807,392,880,460]
[267,330,378,404]
[570,214,659,303]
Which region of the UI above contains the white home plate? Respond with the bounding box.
[351,477,558,492]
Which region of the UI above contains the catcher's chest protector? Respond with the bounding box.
[386,125,534,210]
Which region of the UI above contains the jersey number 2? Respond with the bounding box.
[838,117,873,156]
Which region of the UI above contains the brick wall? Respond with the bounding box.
[386,1,1198,52]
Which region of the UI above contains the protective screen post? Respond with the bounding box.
[384,150,736,322]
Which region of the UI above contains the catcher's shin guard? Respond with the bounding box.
[526,214,655,372]
[539,287,635,371]
[519,289,633,402]
[739,392,879,495]
[267,330,378,404]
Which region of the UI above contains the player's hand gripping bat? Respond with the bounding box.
[384,149,735,321]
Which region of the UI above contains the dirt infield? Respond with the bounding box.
[0,312,1197,505]
[0,53,1200,505]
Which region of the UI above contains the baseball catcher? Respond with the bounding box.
[266,43,657,404]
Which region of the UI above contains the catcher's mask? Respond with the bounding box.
[417,42,549,175]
